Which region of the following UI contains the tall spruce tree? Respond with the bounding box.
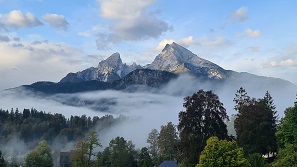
[178,90,229,165]
[234,88,277,155]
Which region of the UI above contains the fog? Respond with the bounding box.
[0,74,296,164]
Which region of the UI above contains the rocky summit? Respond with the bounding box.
[60,52,142,83]
[61,42,229,83]
[146,42,227,79]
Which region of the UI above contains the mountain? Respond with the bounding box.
[11,42,296,94]
[113,69,178,90]
[146,42,227,79]
[22,80,112,94]
[60,52,142,83]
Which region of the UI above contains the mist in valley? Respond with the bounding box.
[0,74,296,165]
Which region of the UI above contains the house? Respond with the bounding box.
[158,160,178,167]
[60,151,73,167]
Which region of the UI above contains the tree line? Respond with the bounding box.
[1,87,297,167]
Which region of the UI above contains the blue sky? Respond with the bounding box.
[0,0,297,90]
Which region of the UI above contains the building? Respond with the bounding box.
[158,160,178,167]
[59,151,73,167]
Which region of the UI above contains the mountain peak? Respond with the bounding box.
[99,52,122,68]
[146,42,226,78]
[147,42,199,71]
[162,42,186,52]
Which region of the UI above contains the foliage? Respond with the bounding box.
[24,140,53,167]
[96,147,111,167]
[247,153,267,167]
[108,136,138,167]
[276,104,297,147]
[157,122,178,161]
[0,151,7,167]
[0,108,124,145]
[234,88,277,155]
[71,131,101,167]
[274,104,297,167]
[196,136,250,167]
[179,159,195,167]
[273,144,297,167]
[138,147,153,167]
[147,129,159,165]
[178,90,229,164]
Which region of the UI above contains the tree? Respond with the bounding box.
[0,151,7,167]
[71,131,101,167]
[197,136,250,167]
[274,104,297,166]
[71,140,88,167]
[138,147,153,167]
[234,89,277,155]
[233,87,250,111]
[157,122,178,161]
[273,143,297,167]
[87,131,101,167]
[276,104,297,147]
[25,140,53,167]
[147,129,159,165]
[109,136,138,167]
[96,147,111,167]
[178,90,229,165]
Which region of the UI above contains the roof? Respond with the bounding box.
[158,160,178,167]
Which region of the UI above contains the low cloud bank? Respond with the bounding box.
[0,74,296,151]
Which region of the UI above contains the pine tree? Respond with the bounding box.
[234,88,277,155]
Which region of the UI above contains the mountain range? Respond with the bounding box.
[18,42,296,94]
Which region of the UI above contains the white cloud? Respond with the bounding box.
[263,59,297,67]
[155,36,196,51]
[0,10,42,29]
[42,14,69,31]
[0,40,90,90]
[99,0,155,20]
[263,43,297,68]
[96,0,171,50]
[245,29,261,38]
[229,7,248,22]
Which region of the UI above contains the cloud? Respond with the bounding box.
[197,36,231,47]
[263,43,297,68]
[42,14,69,31]
[0,34,10,42]
[0,72,295,149]
[0,40,91,91]
[96,0,171,50]
[155,36,197,51]
[245,29,261,38]
[0,10,42,29]
[263,59,297,67]
[229,7,248,22]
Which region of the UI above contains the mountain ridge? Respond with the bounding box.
[8,42,297,94]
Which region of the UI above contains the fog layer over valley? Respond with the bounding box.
[1,73,296,147]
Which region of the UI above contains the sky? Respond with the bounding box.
[0,0,297,91]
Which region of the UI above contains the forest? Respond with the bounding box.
[1,87,297,167]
